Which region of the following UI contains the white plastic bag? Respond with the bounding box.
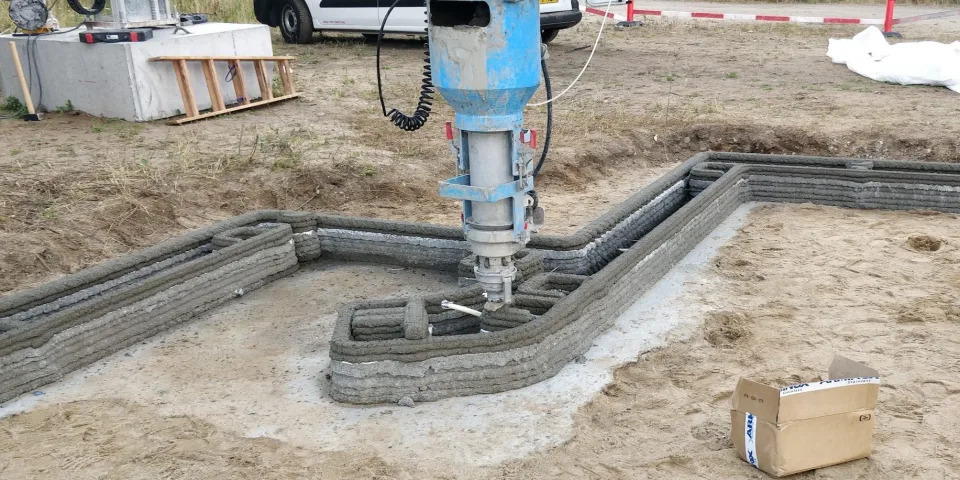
[827,26,960,93]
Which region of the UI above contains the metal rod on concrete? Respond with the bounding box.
[7,41,40,121]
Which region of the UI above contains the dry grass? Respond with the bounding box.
[0,122,306,230]
[1,15,958,294]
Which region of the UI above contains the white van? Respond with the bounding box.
[254,0,583,44]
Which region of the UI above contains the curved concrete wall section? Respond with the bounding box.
[328,155,960,404]
[327,174,749,403]
[4,152,960,404]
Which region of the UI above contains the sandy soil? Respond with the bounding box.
[2,204,959,478]
[3,13,960,293]
[0,203,750,479]
[498,203,960,479]
[0,262,459,480]
[2,5,960,478]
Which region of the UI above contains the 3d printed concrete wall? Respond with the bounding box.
[3,152,960,405]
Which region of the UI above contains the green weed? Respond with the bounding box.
[55,100,74,113]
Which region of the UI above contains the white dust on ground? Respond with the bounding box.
[0,202,753,478]
[498,202,960,479]
[3,203,960,479]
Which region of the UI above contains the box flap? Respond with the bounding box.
[778,378,879,422]
[829,355,880,380]
[732,378,780,423]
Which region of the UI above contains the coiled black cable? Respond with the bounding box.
[66,0,106,16]
[376,0,434,132]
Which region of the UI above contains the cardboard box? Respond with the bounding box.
[730,355,880,477]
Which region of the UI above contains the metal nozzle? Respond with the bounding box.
[474,255,516,306]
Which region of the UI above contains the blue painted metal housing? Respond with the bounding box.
[429,0,541,132]
[430,0,541,241]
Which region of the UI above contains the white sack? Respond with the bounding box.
[827,26,960,93]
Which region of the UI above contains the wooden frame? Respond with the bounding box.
[149,55,301,125]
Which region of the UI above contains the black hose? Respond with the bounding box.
[533,50,552,177]
[376,0,434,132]
[66,0,106,16]
[23,25,82,113]
[29,34,40,110]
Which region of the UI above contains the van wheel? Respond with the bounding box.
[279,0,313,44]
[541,29,559,44]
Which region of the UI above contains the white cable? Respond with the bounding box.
[528,0,613,107]
[440,300,483,318]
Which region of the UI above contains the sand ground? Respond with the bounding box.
[2,3,960,478]
[2,203,960,479]
[3,12,960,294]
[0,203,754,479]
[498,203,960,479]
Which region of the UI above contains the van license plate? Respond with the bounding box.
[540,0,559,4]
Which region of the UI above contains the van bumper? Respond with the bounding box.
[540,9,583,30]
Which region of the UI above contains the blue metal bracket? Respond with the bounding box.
[438,127,536,242]
[438,175,532,203]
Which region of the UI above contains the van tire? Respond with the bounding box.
[279,0,313,44]
[541,29,559,44]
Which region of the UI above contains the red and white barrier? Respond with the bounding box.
[882,0,960,32]
[618,1,887,26]
[891,7,960,27]
[630,8,883,25]
[580,0,960,34]
[583,6,628,22]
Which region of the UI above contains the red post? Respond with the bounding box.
[618,0,642,27]
[883,0,896,33]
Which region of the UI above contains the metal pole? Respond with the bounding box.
[467,131,514,231]
[883,0,897,34]
[618,0,643,27]
[882,0,902,38]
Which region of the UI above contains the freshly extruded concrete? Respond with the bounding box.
[4,152,960,404]
[0,220,299,402]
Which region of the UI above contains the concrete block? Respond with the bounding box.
[0,23,272,121]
